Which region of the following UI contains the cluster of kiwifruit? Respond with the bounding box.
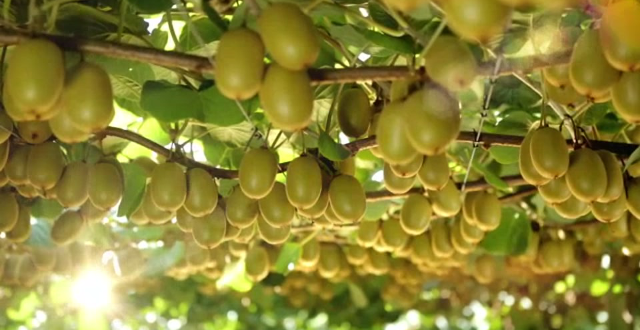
[519,125,640,223]
[276,271,336,308]
[215,2,319,132]
[167,240,232,281]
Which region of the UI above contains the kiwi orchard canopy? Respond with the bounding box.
[0,0,639,329]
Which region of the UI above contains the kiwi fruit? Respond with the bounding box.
[286,156,322,209]
[17,120,52,144]
[472,191,502,231]
[443,0,511,44]
[30,246,57,271]
[529,127,569,179]
[0,141,9,173]
[430,220,455,258]
[418,153,450,190]
[570,29,621,102]
[543,64,571,89]
[519,130,551,186]
[259,182,295,227]
[335,157,356,176]
[383,162,415,194]
[328,175,366,223]
[423,36,478,91]
[375,101,418,164]
[26,142,65,190]
[299,237,321,267]
[80,200,110,223]
[627,179,640,219]
[224,223,241,242]
[429,179,462,217]
[409,234,434,264]
[356,220,380,247]
[451,221,476,255]
[150,162,187,212]
[56,162,90,208]
[259,64,313,132]
[345,245,368,266]
[184,168,218,217]
[380,218,410,251]
[607,213,629,239]
[239,148,278,199]
[474,255,497,284]
[566,148,608,202]
[612,71,640,123]
[592,193,628,223]
[129,205,149,226]
[596,150,624,203]
[88,162,123,210]
[629,215,640,242]
[6,206,31,243]
[256,215,290,245]
[257,2,319,70]
[235,223,256,244]
[0,192,19,232]
[460,216,485,243]
[229,241,248,258]
[49,107,91,143]
[0,111,14,144]
[544,78,585,107]
[142,189,174,225]
[215,28,265,100]
[51,211,85,245]
[600,0,640,71]
[390,155,423,178]
[298,189,329,219]
[539,176,572,203]
[176,207,196,232]
[5,145,31,185]
[245,245,270,282]
[400,194,432,236]
[5,39,65,119]
[367,250,390,276]
[404,87,461,156]
[61,63,115,133]
[225,186,259,228]
[337,88,372,138]
[192,207,227,249]
[553,195,591,219]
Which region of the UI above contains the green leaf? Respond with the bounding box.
[318,131,351,161]
[354,26,416,55]
[30,199,64,221]
[117,163,147,217]
[500,26,528,55]
[25,219,54,248]
[179,17,225,51]
[144,242,185,276]
[624,146,640,172]
[200,86,259,126]
[364,201,391,221]
[581,103,610,126]
[347,282,369,308]
[141,80,203,122]
[274,242,301,274]
[472,161,510,191]
[202,135,229,166]
[489,146,520,165]
[127,0,173,14]
[480,208,531,255]
[368,3,398,30]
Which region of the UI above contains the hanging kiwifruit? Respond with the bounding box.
[51,211,85,245]
[409,234,434,264]
[442,0,511,44]
[61,63,114,133]
[345,245,368,266]
[519,130,551,186]
[129,205,148,226]
[192,207,227,249]
[596,150,624,203]
[592,193,628,223]
[299,237,321,267]
[184,168,218,217]
[429,179,462,217]
[600,0,640,71]
[335,157,356,176]
[239,148,278,199]
[225,187,259,228]
[356,220,380,248]
[30,246,56,271]
[430,220,455,258]
[141,189,174,225]
[529,127,569,179]
[418,153,450,190]
[286,156,322,209]
[55,162,89,208]
[5,145,30,185]
[88,162,123,210]
[462,192,480,224]
[79,200,110,223]
[259,64,313,132]
[245,245,270,282]
[612,71,640,123]
[383,162,415,194]
[380,218,410,251]
[5,39,65,120]
[472,191,502,231]
[569,30,621,102]
[150,162,187,212]
[606,213,629,239]
[17,120,52,144]
[553,195,591,219]
[0,192,19,232]
[49,108,91,144]
[473,255,497,284]
[256,215,290,245]
[26,142,65,191]
[337,87,372,138]
[235,223,257,244]
[404,86,461,156]
[539,176,572,204]
[400,194,432,236]
[367,250,391,276]
[215,28,265,100]
[423,35,478,91]
[298,189,329,219]
[176,207,196,232]
[627,179,640,219]
[257,2,319,70]
[259,182,295,227]
[0,112,13,144]
[565,148,608,202]
[544,78,585,107]
[328,175,366,223]
[460,216,485,243]
[318,243,342,278]
[375,102,417,164]
[451,220,476,255]
[6,206,31,243]
[543,64,571,89]
[390,155,423,178]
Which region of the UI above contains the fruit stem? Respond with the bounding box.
[298,229,321,246]
[166,10,182,52]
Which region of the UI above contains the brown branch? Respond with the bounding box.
[0,28,572,84]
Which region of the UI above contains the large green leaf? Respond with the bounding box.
[141,80,204,122]
[318,131,351,161]
[354,27,416,55]
[364,201,391,221]
[480,208,531,255]
[472,161,510,191]
[118,163,147,217]
[179,17,225,51]
[200,86,259,126]
[274,242,301,274]
[347,282,369,309]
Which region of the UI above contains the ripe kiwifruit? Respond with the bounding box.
[570,30,621,102]
[337,88,372,138]
[612,71,640,123]
[543,64,571,89]
[383,162,415,194]
[239,148,278,199]
[460,216,485,243]
[215,28,265,100]
[607,213,629,238]
[0,171,9,187]
[381,218,410,251]
[0,192,19,232]
[224,223,241,241]
[235,223,256,243]
[192,207,227,249]
[286,156,322,209]
[474,255,497,284]
[390,79,411,103]
[17,120,51,144]
[539,176,572,203]
[298,189,329,219]
[259,182,295,227]
[30,246,56,271]
[529,127,569,178]
[627,179,640,219]
[324,203,342,224]
[375,102,417,164]
[176,207,196,232]
[544,78,585,107]
[79,200,109,223]
[418,153,450,190]
[88,162,123,210]
[345,245,368,266]
[390,155,423,178]
[593,193,627,223]
[16,255,40,287]
[5,145,30,185]
[259,64,313,132]
[600,0,640,71]
[229,241,248,258]
[150,162,187,212]
[596,150,624,202]
[51,211,85,245]
[0,111,13,144]
[356,220,380,247]
[335,157,356,176]
[367,250,390,276]
[409,234,433,264]
[129,205,148,226]
[300,237,320,267]
[472,191,502,231]
[519,130,551,186]
[553,195,591,219]
[451,221,476,255]
[462,192,480,224]
[56,162,89,208]
[27,142,65,190]
[257,3,319,70]
[443,0,511,44]
[5,39,64,119]
[318,243,341,278]
[49,108,91,143]
[184,168,218,217]
[328,175,366,222]
[400,194,432,236]
[430,220,455,258]
[429,179,462,217]
[245,245,270,282]
[404,87,461,156]
[629,215,640,242]
[256,215,290,245]
[225,187,259,228]
[6,206,31,243]
[141,189,174,224]
[423,35,478,91]
[61,63,114,133]
[566,148,608,202]
[133,157,157,177]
